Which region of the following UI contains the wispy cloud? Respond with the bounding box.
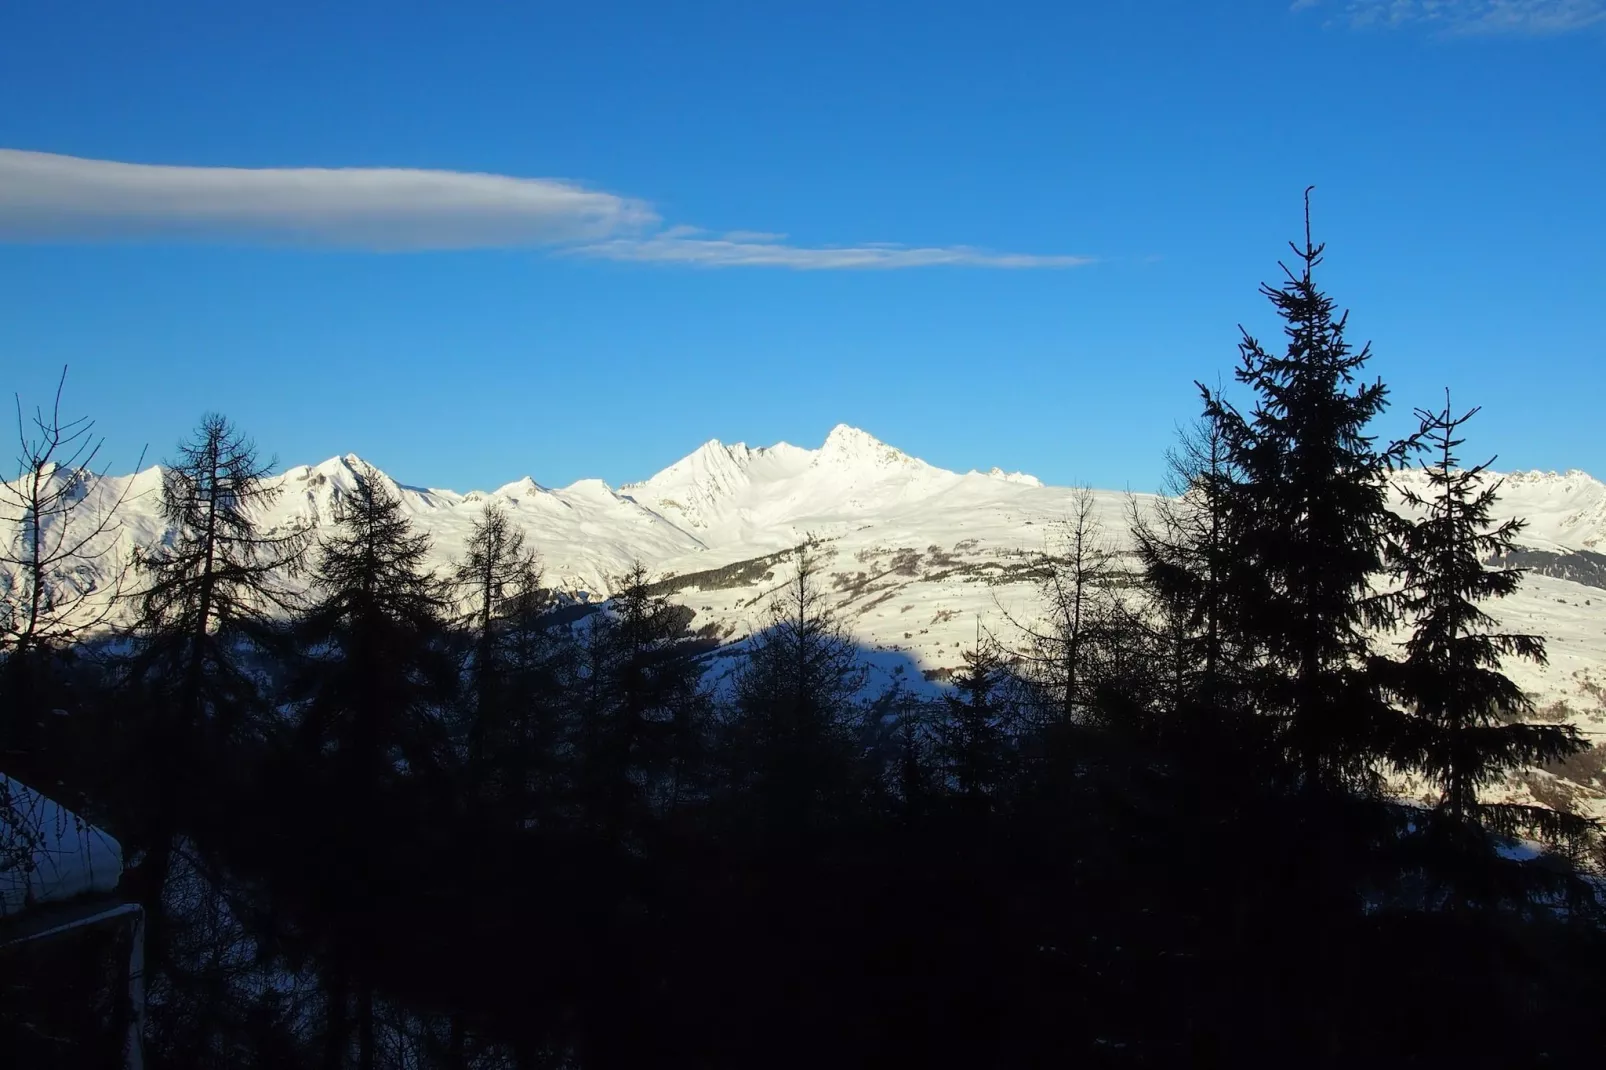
[569,231,1094,270]
[0,148,1091,269]
[1296,0,1606,34]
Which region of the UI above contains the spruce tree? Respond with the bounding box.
[291,461,455,1070]
[495,571,574,826]
[1202,190,1408,789]
[295,460,452,784]
[1383,395,1590,844]
[938,630,1014,812]
[1174,199,1422,1046]
[727,537,866,839]
[571,561,710,837]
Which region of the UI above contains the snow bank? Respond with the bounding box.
[1,774,123,918]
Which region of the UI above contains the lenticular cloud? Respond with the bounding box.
[0,149,658,250]
[0,148,1092,268]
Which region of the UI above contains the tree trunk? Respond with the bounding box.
[323,963,348,1070]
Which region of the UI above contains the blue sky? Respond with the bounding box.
[2,1,1602,492]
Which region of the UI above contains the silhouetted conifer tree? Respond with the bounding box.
[726,538,866,839]
[1130,409,1246,733]
[938,631,1014,812]
[290,461,455,1070]
[570,561,709,838]
[1202,190,1409,789]
[123,413,306,988]
[295,463,451,772]
[1383,395,1592,848]
[449,502,543,785]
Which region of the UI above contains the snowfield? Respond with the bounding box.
[6,423,1605,818]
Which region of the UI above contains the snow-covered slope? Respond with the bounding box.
[619,423,978,547]
[1,775,123,918]
[6,426,1606,816]
[1389,467,1606,552]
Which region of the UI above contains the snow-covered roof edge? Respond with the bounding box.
[1,774,124,918]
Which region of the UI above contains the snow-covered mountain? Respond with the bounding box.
[1389,466,1606,553]
[6,424,1606,816]
[620,424,1059,554]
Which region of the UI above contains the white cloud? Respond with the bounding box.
[1296,0,1606,33]
[0,149,655,249]
[0,148,1092,269]
[569,233,1094,270]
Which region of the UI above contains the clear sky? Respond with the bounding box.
[1,1,1601,493]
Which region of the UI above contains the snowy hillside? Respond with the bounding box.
[6,424,1606,816]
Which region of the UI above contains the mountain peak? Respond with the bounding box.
[624,438,753,493]
[494,475,547,498]
[308,453,371,476]
[823,423,882,448]
[818,424,917,468]
[691,437,754,465]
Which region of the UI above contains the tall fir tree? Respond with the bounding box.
[1382,394,1591,847]
[1202,190,1408,790]
[938,630,1015,813]
[293,459,454,784]
[290,461,456,1070]
[570,561,710,839]
[726,537,866,840]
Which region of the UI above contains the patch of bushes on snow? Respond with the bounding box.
[645,549,794,596]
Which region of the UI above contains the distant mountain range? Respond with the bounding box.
[6,424,1606,816]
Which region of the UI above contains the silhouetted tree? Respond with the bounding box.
[1202,190,1409,790]
[294,463,450,776]
[123,413,306,993]
[290,462,455,1070]
[938,630,1014,812]
[449,502,542,776]
[570,561,710,838]
[1383,394,1592,848]
[725,538,866,840]
[1,367,144,776]
[1004,486,1122,738]
[1130,408,1245,732]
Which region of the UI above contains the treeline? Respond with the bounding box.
[4,208,1606,1067]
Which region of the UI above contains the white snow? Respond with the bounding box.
[1389,467,1606,552]
[1,775,124,918]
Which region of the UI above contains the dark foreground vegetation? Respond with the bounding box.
[5,202,1606,1067]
